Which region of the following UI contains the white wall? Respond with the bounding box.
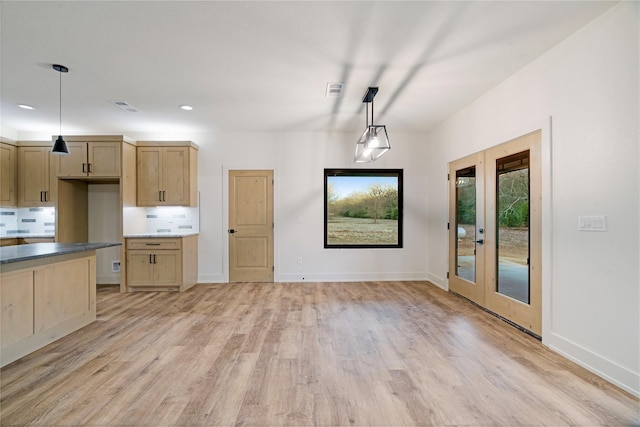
[5,0,635,397]
[424,2,639,396]
[167,130,430,283]
[88,183,121,284]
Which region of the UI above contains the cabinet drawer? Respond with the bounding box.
[126,238,181,250]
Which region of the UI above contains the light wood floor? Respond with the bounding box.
[1,281,638,426]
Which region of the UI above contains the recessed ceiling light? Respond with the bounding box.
[179,105,193,111]
[17,104,36,110]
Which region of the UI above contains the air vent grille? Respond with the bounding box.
[110,100,140,113]
[325,82,344,97]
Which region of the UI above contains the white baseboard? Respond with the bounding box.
[544,332,640,398]
[277,272,428,283]
[96,275,120,285]
[427,272,448,290]
[197,274,226,284]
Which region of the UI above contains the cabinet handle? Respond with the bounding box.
[162,190,166,202]
[40,191,43,202]
[44,191,48,202]
[153,254,157,264]
[82,163,87,173]
[149,254,153,264]
[88,163,93,173]
[145,243,161,246]
[159,190,162,202]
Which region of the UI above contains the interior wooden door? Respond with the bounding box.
[228,170,274,282]
[448,152,485,305]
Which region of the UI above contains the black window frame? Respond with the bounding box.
[324,168,403,249]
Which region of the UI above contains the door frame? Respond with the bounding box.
[447,117,552,338]
[222,165,277,283]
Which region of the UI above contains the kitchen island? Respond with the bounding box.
[0,242,121,366]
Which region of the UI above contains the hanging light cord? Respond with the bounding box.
[370,97,374,126]
[59,69,62,135]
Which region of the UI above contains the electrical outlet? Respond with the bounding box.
[112,261,121,273]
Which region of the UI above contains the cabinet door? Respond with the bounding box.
[153,251,181,287]
[1,270,35,347]
[0,143,17,207]
[137,148,163,206]
[126,251,155,286]
[88,142,120,177]
[162,147,189,205]
[56,142,88,177]
[18,147,54,207]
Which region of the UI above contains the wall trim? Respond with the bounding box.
[197,274,226,284]
[277,272,428,283]
[96,275,120,285]
[427,273,448,290]
[545,332,640,398]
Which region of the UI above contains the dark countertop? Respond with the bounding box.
[124,233,199,238]
[1,234,55,239]
[0,242,122,265]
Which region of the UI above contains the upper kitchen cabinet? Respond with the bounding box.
[136,142,198,207]
[17,144,56,207]
[0,140,17,207]
[54,136,131,178]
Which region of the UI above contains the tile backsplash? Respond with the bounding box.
[145,206,199,234]
[0,207,56,237]
[0,206,199,237]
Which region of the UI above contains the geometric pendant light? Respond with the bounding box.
[51,64,70,155]
[354,86,390,163]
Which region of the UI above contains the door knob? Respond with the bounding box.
[228,229,236,234]
[476,239,484,244]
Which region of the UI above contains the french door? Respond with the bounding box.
[449,131,542,335]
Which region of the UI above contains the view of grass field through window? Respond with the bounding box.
[325,169,402,248]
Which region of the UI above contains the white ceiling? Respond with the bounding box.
[1,1,617,138]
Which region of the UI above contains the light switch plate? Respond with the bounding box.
[578,216,607,232]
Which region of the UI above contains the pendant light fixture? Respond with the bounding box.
[51,64,70,155]
[354,87,390,163]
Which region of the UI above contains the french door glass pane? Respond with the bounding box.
[496,151,530,304]
[456,166,476,283]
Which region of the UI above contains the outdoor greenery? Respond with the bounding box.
[456,178,476,225]
[456,169,529,227]
[497,169,529,227]
[327,183,399,222]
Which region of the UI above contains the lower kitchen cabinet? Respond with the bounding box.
[125,235,197,292]
[1,251,96,367]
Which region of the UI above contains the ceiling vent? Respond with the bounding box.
[325,82,344,98]
[110,100,140,113]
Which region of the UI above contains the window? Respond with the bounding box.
[324,169,403,248]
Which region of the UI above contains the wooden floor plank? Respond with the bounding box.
[1,281,638,426]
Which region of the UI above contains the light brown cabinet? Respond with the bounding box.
[0,142,17,207]
[1,252,96,367]
[136,142,198,206]
[55,141,121,178]
[125,235,197,292]
[17,146,56,207]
